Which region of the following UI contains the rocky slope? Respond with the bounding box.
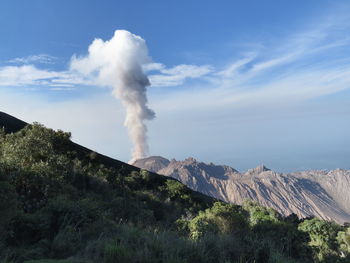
[133,156,350,224]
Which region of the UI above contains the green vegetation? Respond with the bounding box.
[0,123,349,262]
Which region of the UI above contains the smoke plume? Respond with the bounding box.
[71,30,155,162]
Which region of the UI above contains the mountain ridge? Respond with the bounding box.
[133,156,350,224]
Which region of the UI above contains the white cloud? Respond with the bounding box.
[0,10,349,171]
[149,64,213,87]
[0,60,214,90]
[8,54,57,64]
[49,87,76,91]
[216,56,255,78]
[1,11,350,111]
[152,64,350,115]
[143,63,165,72]
[0,65,95,88]
[251,53,297,72]
[0,65,63,86]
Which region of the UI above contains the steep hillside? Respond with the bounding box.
[0,111,149,176]
[1,112,349,263]
[133,156,350,224]
[0,111,27,133]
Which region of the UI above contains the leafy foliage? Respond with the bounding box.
[299,218,346,262]
[337,227,350,257]
[0,123,348,263]
[243,200,281,225]
[183,202,248,239]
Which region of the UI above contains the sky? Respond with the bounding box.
[0,0,349,172]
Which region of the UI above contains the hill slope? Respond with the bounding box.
[0,111,143,175]
[1,112,349,263]
[133,156,350,224]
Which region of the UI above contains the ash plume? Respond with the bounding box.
[70,30,155,162]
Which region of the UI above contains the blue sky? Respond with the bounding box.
[0,0,349,172]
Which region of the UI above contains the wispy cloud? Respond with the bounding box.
[251,53,297,72]
[0,65,62,86]
[216,55,255,78]
[0,65,92,88]
[150,12,350,112]
[49,86,76,91]
[149,64,213,87]
[0,10,350,108]
[8,54,57,64]
[143,63,165,72]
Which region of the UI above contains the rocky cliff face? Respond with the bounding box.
[133,156,350,224]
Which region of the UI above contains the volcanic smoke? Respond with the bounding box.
[71,30,155,162]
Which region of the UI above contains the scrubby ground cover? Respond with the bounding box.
[0,124,349,263]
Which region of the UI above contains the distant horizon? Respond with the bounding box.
[132,155,349,174]
[2,108,349,174]
[0,0,349,172]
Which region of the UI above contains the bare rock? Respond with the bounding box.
[133,156,350,224]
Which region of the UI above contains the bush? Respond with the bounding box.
[51,225,82,258]
[0,124,71,177]
[186,202,248,239]
[243,200,281,226]
[337,227,350,257]
[298,218,342,261]
[0,122,347,263]
[103,241,132,263]
[159,179,193,205]
[24,260,77,263]
[0,178,18,239]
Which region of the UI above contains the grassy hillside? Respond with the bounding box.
[0,113,349,263]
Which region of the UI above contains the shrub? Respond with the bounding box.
[298,218,342,261]
[243,200,281,226]
[186,202,248,239]
[103,241,132,263]
[0,178,18,239]
[51,225,82,258]
[337,227,350,257]
[0,122,347,263]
